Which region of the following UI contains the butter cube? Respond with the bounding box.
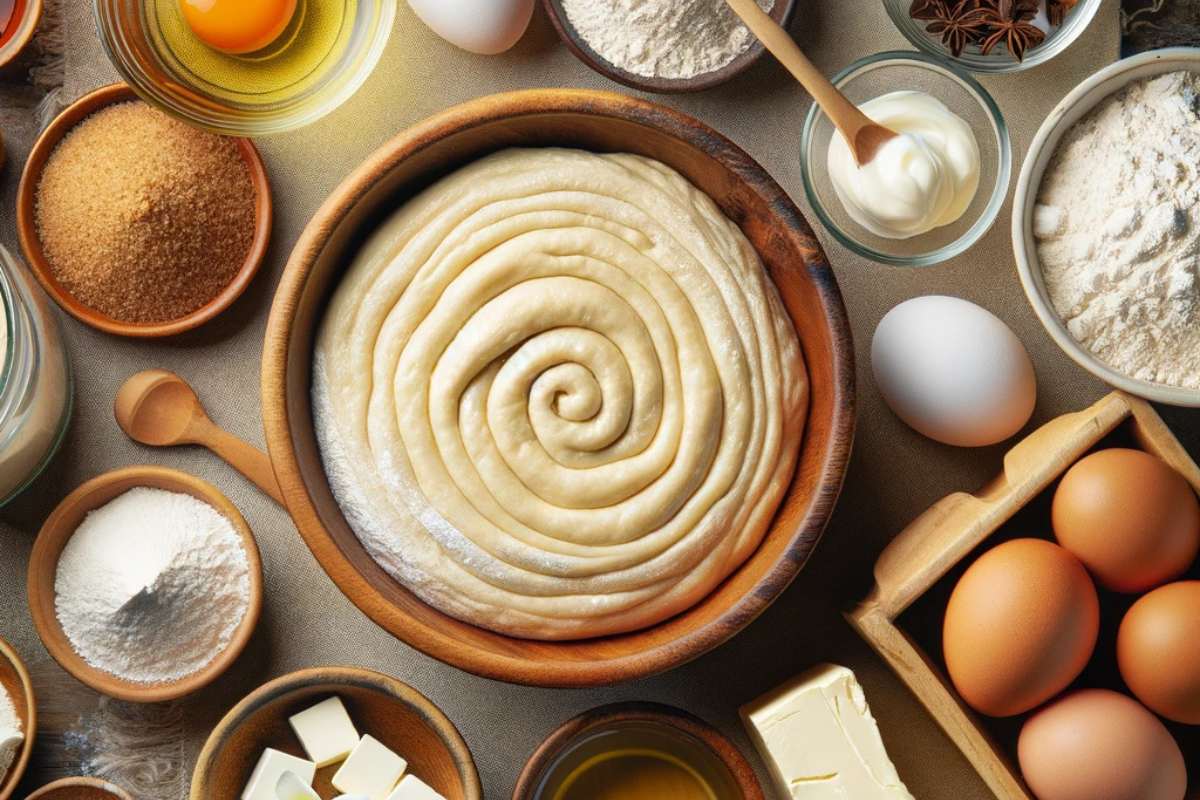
[386,775,446,800]
[331,735,408,800]
[288,696,360,767]
[276,771,320,800]
[242,749,316,800]
[741,664,914,799]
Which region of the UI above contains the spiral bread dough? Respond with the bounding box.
[313,148,808,640]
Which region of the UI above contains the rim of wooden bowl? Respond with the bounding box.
[24,777,134,800]
[26,465,264,703]
[261,87,856,688]
[541,0,798,93]
[16,82,273,339]
[511,702,764,800]
[0,637,35,800]
[190,666,483,800]
[0,0,43,72]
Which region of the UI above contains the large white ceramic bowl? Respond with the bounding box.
[1013,47,1200,407]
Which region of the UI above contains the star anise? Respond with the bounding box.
[1048,0,1079,25]
[910,0,947,21]
[978,0,1046,60]
[925,0,992,57]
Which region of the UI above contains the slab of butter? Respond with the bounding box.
[243,749,316,800]
[386,775,446,800]
[741,664,915,799]
[332,735,408,800]
[289,696,360,767]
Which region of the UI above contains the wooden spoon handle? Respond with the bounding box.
[193,422,285,505]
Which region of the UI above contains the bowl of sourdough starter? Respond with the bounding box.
[262,88,854,687]
[1013,48,1200,407]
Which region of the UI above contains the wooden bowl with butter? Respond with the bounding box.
[262,88,855,688]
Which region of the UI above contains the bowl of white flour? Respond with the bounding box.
[1013,47,1200,407]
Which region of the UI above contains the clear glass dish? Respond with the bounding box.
[882,0,1103,74]
[0,245,72,507]
[93,0,396,136]
[800,51,1011,268]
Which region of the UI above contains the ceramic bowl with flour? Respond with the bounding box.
[1013,48,1200,407]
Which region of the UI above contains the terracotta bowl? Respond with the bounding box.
[261,88,855,687]
[512,702,763,800]
[0,638,34,800]
[16,83,272,338]
[24,777,133,800]
[0,0,43,72]
[27,465,264,703]
[191,667,482,800]
[541,0,797,93]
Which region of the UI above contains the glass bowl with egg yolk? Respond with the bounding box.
[94,0,395,135]
[800,51,1011,267]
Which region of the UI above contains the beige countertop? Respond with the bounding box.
[1,1,1162,798]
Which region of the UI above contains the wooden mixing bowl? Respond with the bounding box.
[0,637,34,800]
[262,88,855,687]
[191,667,481,800]
[24,777,133,800]
[27,465,264,703]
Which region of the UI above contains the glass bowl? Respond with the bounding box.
[800,51,1011,267]
[93,0,396,136]
[882,0,1103,74]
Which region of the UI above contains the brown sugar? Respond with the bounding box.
[34,101,257,324]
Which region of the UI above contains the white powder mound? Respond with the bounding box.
[560,0,774,79]
[0,683,22,785]
[54,487,252,685]
[1035,71,1200,389]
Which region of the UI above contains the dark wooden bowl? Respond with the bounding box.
[27,466,264,703]
[190,667,482,800]
[24,777,133,800]
[542,0,797,93]
[261,88,855,687]
[0,638,34,800]
[512,702,763,799]
[16,83,272,338]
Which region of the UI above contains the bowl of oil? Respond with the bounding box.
[93,0,395,135]
[513,703,763,800]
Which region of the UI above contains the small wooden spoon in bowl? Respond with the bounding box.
[115,370,283,504]
[724,0,897,164]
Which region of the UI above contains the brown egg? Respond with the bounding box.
[1118,580,1200,724]
[1018,690,1186,800]
[943,538,1098,717]
[1052,448,1200,593]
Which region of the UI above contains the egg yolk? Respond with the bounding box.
[181,0,298,54]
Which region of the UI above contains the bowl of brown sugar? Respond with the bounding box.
[17,84,272,338]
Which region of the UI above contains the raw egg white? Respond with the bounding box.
[871,295,1036,447]
[408,0,534,55]
[181,0,297,54]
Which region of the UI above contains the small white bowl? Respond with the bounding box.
[1012,47,1200,407]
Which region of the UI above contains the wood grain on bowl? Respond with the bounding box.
[190,667,481,800]
[16,83,272,339]
[26,466,263,703]
[0,638,34,800]
[262,88,855,687]
[24,777,133,800]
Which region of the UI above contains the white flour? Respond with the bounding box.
[560,0,774,79]
[54,487,252,685]
[0,683,21,785]
[1035,71,1200,389]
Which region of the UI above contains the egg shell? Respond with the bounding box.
[1018,689,1186,800]
[943,538,1098,717]
[1118,580,1200,724]
[871,295,1036,447]
[407,0,534,55]
[1052,448,1200,593]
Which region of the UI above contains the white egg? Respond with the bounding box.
[871,295,1037,447]
[408,0,534,55]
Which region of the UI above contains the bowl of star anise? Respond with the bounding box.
[884,0,1103,73]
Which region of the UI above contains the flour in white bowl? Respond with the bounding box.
[54,487,252,684]
[560,0,774,79]
[1034,70,1200,390]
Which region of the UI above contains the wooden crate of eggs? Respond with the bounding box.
[849,391,1200,800]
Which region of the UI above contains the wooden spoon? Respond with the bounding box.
[114,370,284,504]
[724,0,897,165]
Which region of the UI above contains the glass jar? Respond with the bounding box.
[0,245,72,506]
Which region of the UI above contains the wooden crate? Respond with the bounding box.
[847,391,1200,800]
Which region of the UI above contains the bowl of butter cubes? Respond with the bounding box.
[191,666,482,800]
